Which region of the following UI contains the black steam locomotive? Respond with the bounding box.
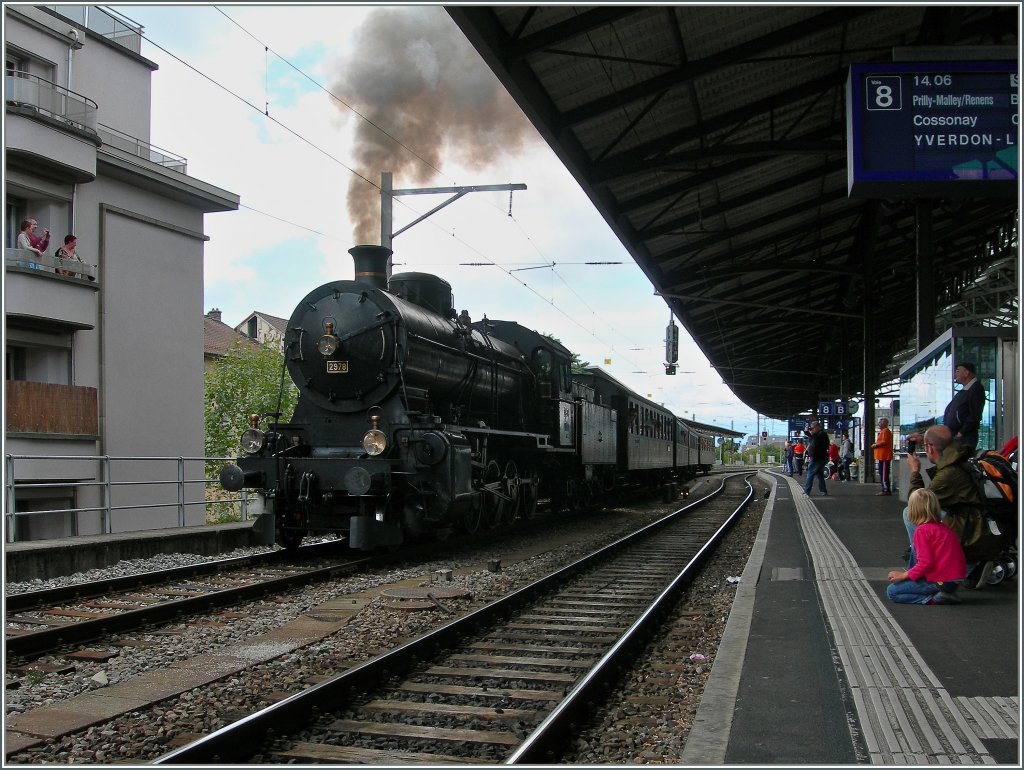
[220,245,715,549]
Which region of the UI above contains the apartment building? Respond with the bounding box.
[5,6,239,539]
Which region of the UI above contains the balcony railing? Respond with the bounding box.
[5,248,98,281]
[97,123,187,173]
[5,72,98,134]
[6,381,99,437]
[43,6,143,54]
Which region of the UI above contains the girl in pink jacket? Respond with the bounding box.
[887,488,966,605]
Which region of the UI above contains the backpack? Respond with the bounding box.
[967,450,1017,513]
[960,449,1018,552]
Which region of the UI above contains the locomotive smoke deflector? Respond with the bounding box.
[350,244,392,289]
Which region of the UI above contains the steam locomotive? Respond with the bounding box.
[220,245,715,550]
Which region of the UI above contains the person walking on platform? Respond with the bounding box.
[944,362,986,451]
[871,418,893,495]
[838,431,853,481]
[792,438,805,475]
[887,488,966,605]
[828,439,840,479]
[801,421,829,497]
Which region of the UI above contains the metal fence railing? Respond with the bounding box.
[4,454,252,543]
[5,71,98,133]
[5,248,99,280]
[97,122,188,173]
[43,5,144,54]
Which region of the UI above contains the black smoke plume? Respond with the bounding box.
[335,7,535,244]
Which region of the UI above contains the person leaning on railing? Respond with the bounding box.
[55,234,96,280]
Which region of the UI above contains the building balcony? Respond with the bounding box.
[6,381,99,438]
[44,5,143,55]
[5,248,98,282]
[5,72,98,134]
[5,249,98,330]
[5,73,100,183]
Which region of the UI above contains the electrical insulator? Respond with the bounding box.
[665,321,679,364]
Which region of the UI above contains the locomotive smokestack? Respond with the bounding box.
[349,245,392,290]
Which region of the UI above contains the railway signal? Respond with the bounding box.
[665,318,679,375]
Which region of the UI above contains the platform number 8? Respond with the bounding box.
[866,76,902,111]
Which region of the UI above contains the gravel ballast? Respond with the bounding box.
[5,473,768,764]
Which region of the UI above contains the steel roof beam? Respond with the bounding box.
[557,7,871,128]
[589,71,847,184]
[632,158,848,237]
[502,7,645,58]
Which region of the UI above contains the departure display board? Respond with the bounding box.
[847,61,1018,198]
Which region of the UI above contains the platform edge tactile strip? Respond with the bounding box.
[785,476,1006,765]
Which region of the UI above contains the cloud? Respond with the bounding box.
[330,7,537,242]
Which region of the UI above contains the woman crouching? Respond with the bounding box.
[887,488,966,605]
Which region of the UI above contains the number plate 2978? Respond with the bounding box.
[327,361,349,374]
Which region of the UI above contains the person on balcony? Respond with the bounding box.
[55,234,82,277]
[55,234,96,280]
[17,219,49,269]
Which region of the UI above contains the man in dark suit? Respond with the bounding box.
[944,362,986,450]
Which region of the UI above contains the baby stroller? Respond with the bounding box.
[825,460,838,480]
[981,544,1018,586]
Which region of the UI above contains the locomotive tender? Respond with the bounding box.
[220,245,714,549]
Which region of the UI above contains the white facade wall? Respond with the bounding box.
[4,6,239,539]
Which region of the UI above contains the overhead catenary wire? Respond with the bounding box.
[121,6,661,374]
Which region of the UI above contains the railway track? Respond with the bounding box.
[4,541,366,660]
[4,483,688,662]
[155,472,755,765]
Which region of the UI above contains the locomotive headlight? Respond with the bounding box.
[240,428,266,454]
[317,319,340,356]
[362,429,387,456]
[317,333,339,356]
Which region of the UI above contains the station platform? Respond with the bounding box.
[683,469,1019,765]
[3,521,260,583]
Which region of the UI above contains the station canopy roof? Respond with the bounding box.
[449,5,1019,420]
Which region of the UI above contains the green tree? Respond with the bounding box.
[204,339,298,464]
[540,332,591,373]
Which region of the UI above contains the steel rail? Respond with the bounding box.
[6,550,370,658]
[154,474,746,765]
[506,473,756,763]
[4,541,343,614]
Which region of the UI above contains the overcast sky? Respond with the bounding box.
[111,3,774,439]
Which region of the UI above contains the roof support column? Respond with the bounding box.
[915,200,936,350]
[863,307,876,487]
[855,201,882,486]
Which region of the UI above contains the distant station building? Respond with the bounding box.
[5,6,239,539]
